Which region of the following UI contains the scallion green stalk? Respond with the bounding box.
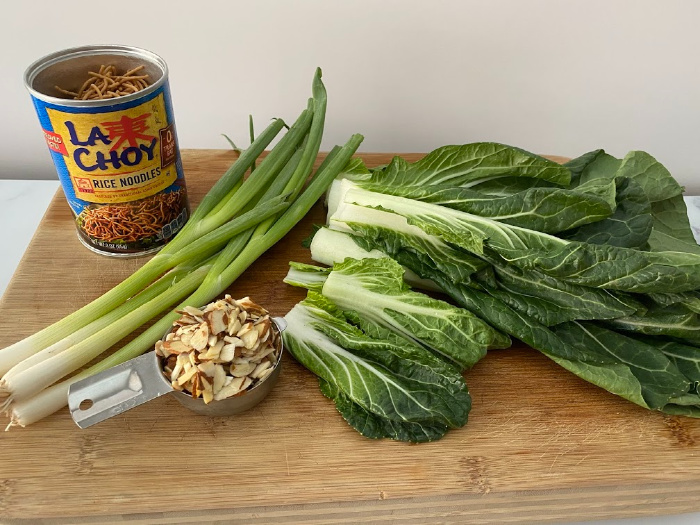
[249,115,256,173]
[208,177,243,218]
[179,118,284,227]
[165,105,314,254]
[286,68,328,203]
[0,262,214,404]
[0,195,289,375]
[1,261,196,381]
[245,69,329,244]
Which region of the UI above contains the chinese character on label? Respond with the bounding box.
[101,114,155,150]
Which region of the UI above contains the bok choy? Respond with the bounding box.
[282,292,471,442]
[299,142,700,421]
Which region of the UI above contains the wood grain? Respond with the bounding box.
[1,150,699,524]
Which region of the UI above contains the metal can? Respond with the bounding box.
[24,45,189,257]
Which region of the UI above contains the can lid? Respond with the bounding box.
[24,44,169,107]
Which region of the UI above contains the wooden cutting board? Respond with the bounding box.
[1,150,699,524]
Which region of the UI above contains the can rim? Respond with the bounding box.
[24,44,169,107]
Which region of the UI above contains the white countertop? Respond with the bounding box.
[0,180,699,525]
[0,180,59,296]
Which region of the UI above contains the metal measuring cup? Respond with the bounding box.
[67,317,287,428]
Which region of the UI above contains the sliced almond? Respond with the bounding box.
[250,344,277,362]
[251,360,272,379]
[177,365,198,386]
[198,361,216,378]
[223,335,244,346]
[203,339,224,361]
[190,322,209,351]
[201,376,214,404]
[160,339,192,355]
[179,331,193,347]
[257,367,274,381]
[170,357,184,383]
[230,362,256,377]
[173,315,195,327]
[213,365,226,394]
[240,344,260,358]
[239,327,258,349]
[237,322,253,337]
[214,376,245,400]
[238,297,267,316]
[202,388,214,404]
[190,372,202,398]
[255,317,272,339]
[183,305,204,316]
[218,343,237,363]
[176,352,189,365]
[227,315,242,336]
[205,308,228,335]
[256,319,271,343]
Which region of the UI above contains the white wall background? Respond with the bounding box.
[1,0,699,192]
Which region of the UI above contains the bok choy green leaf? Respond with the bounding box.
[319,379,449,442]
[647,195,700,254]
[551,322,690,410]
[562,177,653,249]
[343,143,571,189]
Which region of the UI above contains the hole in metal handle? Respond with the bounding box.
[78,399,94,411]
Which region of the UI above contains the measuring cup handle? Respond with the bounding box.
[272,317,287,332]
[67,351,173,429]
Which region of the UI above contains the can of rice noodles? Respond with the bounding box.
[24,45,189,257]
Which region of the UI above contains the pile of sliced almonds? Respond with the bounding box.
[155,296,280,404]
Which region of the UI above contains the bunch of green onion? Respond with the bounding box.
[0,68,363,428]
